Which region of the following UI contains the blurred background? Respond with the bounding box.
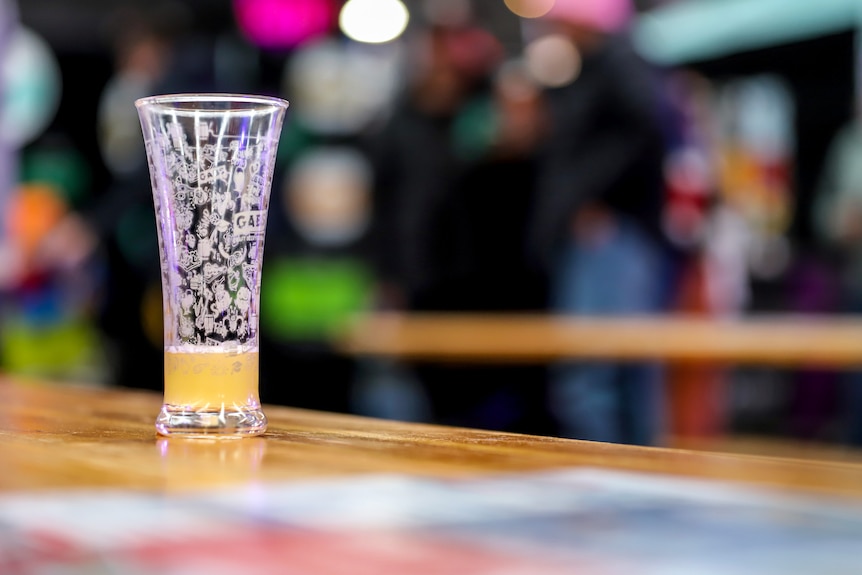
[1,0,862,450]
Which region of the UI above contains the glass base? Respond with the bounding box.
[156,404,267,437]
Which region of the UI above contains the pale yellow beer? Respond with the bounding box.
[164,347,260,409]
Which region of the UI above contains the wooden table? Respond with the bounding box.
[2,375,862,497]
[4,376,862,573]
[338,312,862,367]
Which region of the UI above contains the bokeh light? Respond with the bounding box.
[283,147,372,247]
[0,27,61,147]
[524,33,581,88]
[339,0,410,44]
[233,0,336,49]
[4,184,67,256]
[504,0,555,19]
[284,39,403,135]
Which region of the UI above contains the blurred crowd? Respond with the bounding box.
[1,0,861,447]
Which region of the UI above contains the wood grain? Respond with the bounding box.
[3,376,862,499]
[337,312,862,367]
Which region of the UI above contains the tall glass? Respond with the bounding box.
[136,94,288,437]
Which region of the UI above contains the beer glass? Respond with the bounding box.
[136,94,288,436]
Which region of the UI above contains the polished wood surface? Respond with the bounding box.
[338,312,862,367]
[3,376,862,499]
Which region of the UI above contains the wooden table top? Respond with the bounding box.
[3,375,862,499]
[338,312,862,367]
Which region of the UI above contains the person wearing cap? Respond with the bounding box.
[528,0,670,445]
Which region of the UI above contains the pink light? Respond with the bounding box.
[234,0,336,49]
[544,0,633,33]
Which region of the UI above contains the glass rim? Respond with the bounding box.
[135,93,289,111]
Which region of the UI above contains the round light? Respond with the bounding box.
[4,183,67,255]
[0,27,61,147]
[524,33,581,88]
[233,0,336,49]
[283,147,372,246]
[284,39,403,135]
[504,0,555,19]
[339,0,410,44]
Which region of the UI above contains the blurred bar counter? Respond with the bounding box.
[337,312,862,368]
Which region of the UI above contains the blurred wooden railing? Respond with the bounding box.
[337,312,862,368]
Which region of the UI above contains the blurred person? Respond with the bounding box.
[369,20,502,311]
[412,60,553,434]
[660,70,734,441]
[813,113,862,446]
[39,7,211,392]
[98,15,172,177]
[363,18,521,429]
[455,59,548,312]
[43,12,180,275]
[527,0,670,445]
